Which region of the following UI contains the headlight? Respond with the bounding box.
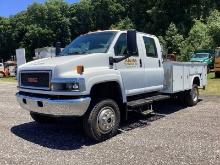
[203,59,209,62]
[51,79,85,92]
[65,83,79,91]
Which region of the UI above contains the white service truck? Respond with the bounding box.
[16,30,207,141]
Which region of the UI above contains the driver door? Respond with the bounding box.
[114,33,145,96]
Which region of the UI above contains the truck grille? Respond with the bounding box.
[20,71,51,90]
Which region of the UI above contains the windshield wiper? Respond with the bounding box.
[67,51,88,55]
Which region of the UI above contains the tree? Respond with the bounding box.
[21,25,55,60]
[27,0,71,46]
[0,0,220,61]
[4,0,72,60]
[0,17,13,60]
[207,10,220,47]
[111,17,135,30]
[91,0,125,29]
[163,23,184,55]
[69,0,95,38]
[181,20,212,61]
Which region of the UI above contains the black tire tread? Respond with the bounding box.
[185,84,199,106]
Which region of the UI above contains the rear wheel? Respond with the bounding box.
[185,84,199,106]
[83,99,120,142]
[30,112,57,124]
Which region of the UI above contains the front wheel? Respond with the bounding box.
[185,84,199,106]
[83,99,120,142]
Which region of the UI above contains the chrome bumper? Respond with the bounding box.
[16,93,91,116]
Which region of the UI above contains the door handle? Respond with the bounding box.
[140,59,142,67]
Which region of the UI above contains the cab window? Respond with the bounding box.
[114,33,127,56]
[143,36,158,58]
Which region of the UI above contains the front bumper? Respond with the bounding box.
[16,93,91,116]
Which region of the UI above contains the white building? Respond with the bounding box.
[35,47,56,59]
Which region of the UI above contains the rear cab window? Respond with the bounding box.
[143,36,158,58]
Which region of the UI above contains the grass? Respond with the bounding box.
[0,77,17,83]
[200,72,220,96]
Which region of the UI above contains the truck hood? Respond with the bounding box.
[21,55,84,67]
[18,53,110,78]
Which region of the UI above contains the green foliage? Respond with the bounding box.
[0,17,13,60]
[92,0,125,29]
[164,23,184,54]
[0,0,220,61]
[111,17,135,30]
[207,10,220,47]
[186,20,212,50]
[69,0,95,37]
[180,20,213,61]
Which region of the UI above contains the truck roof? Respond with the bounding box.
[87,30,156,38]
[194,49,214,55]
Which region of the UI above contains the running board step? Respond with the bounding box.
[141,109,153,116]
[127,95,170,108]
[149,95,170,101]
[127,99,153,108]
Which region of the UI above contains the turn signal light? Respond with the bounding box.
[76,65,84,74]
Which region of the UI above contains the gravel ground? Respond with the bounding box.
[0,82,219,165]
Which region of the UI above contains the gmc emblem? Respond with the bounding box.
[27,77,38,83]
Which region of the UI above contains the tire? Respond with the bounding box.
[83,99,120,142]
[30,112,57,124]
[185,84,199,106]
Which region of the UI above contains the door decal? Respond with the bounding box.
[124,58,138,66]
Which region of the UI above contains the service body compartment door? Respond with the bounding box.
[183,66,190,90]
[162,61,207,94]
[173,65,184,92]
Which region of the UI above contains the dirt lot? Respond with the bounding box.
[0,82,219,165]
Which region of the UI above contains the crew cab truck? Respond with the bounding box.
[16,30,207,141]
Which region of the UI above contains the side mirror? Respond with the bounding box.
[109,30,138,65]
[127,30,137,56]
[55,42,61,56]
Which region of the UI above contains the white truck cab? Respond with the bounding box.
[16,30,207,141]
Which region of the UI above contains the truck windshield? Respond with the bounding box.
[193,53,209,58]
[61,31,116,56]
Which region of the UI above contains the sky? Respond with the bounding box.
[0,0,78,17]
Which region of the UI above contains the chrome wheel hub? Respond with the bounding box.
[97,107,116,133]
[192,87,198,102]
